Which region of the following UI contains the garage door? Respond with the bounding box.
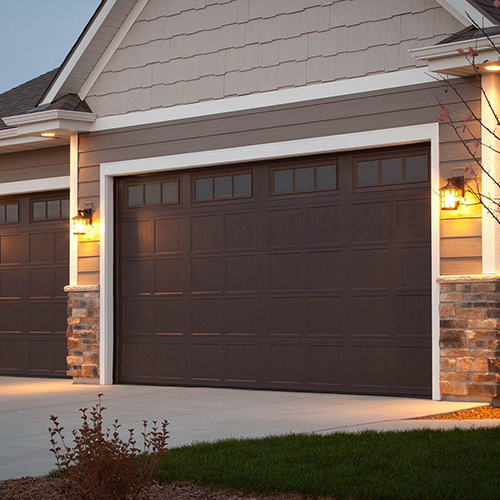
[116,145,432,396]
[0,191,69,378]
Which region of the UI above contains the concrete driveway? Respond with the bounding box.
[0,377,495,481]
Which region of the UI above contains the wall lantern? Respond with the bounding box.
[440,176,465,210]
[72,208,92,235]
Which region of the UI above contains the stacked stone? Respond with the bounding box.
[439,277,500,402]
[64,285,100,383]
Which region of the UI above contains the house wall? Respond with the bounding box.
[0,146,69,183]
[76,77,481,285]
[85,0,464,118]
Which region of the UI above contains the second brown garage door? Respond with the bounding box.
[116,145,432,396]
[0,190,69,378]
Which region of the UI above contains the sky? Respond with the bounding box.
[0,0,102,94]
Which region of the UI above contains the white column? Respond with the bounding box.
[69,134,79,286]
[481,73,500,274]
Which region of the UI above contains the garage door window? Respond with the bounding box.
[194,172,252,202]
[32,199,69,221]
[0,203,19,224]
[128,180,180,208]
[272,163,337,195]
[355,152,429,188]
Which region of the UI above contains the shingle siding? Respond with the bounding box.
[86,0,464,117]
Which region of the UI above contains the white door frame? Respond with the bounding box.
[100,123,441,399]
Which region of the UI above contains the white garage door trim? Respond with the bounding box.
[99,123,441,399]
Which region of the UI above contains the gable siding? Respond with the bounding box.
[76,78,481,285]
[85,0,464,118]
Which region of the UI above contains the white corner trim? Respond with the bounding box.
[0,176,70,196]
[436,0,496,27]
[40,0,120,106]
[79,0,149,100]
[99,122,442,398]
[70,135,79,286]
[91,68,439,133]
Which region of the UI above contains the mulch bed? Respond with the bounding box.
[0,477,296,500]
[422,405,500,420]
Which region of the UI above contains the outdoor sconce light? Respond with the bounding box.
[440,176,465,210]
[72,208,92,235]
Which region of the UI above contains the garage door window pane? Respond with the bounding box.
[357,160,379,187]
[381,158,403,184]
[195,178,213,201]
[33,202,46,221]
[0,206,5,224]
[215,176,232,199]
[128,186,144,207]
[234,173,252,197]
[405,155,429,182]
[7,204,18,224]
[145,184,161,205]
[316,165,337,190]
[274,169,293,194]
[295,167,315,192]
[162,181,179,205]
[47,200,61,220]
[61,199,70,218]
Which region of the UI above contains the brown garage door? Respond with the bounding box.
[116,145,432,396]
[0,191,69,378]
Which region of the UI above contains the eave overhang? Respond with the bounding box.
[411,34,500,76]
[0,110,96,155]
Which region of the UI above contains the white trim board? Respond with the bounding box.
[99,122,442,400]
[40,0,120,106]
[0,176,70,196]
[436,0,495,27]
[91,68,440,133]
[70,136,79,286]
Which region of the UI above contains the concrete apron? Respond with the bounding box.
[0,377,496,481]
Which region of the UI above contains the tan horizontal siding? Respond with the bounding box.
[77,78,482,283]
[0,146,69,183]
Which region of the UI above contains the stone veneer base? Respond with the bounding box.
[64,285,100,384]
[438,275,500,403]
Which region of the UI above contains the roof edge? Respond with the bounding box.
[436,0,496,28]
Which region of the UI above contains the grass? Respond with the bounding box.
[155,428,500,500]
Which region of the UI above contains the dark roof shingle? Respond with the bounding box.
[0,69,59,130]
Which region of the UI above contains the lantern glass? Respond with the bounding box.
[440,177,464,211]
[72,209,92,235]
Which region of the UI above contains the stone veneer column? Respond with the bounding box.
[439,276,500,403]
[64,285,100,384]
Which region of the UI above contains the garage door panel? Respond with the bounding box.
[0,268,25,298]
[306,296,342,336]
[307,345,343,387]
[191,343,222,381]
[29,233,54,263]
[0,191,69,378]
[123,260,151,295]
[269,209,301,248]
[191,298,221,335]
[154,218,182,254]
[29,267,55,298]
[269,297,302,336]
[352,296,391,336]
[122,342,153,380]
[306,206,341,247]
[225,212,256,250]
[154,259,183,294]
[351,202,390,243]
[225,343,257,383]
[307,251,342,291]
[395,247,431,289]
[154,299,183,335]
[269,253,302,291]
[117,148,431,395]
[226,298,257,335]
[1,234,22,264]
[191,215,220,252]
[351,249,390,290]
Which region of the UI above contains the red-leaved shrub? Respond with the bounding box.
[49,394,169,500]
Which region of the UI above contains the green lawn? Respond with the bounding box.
[156,428,500,500]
